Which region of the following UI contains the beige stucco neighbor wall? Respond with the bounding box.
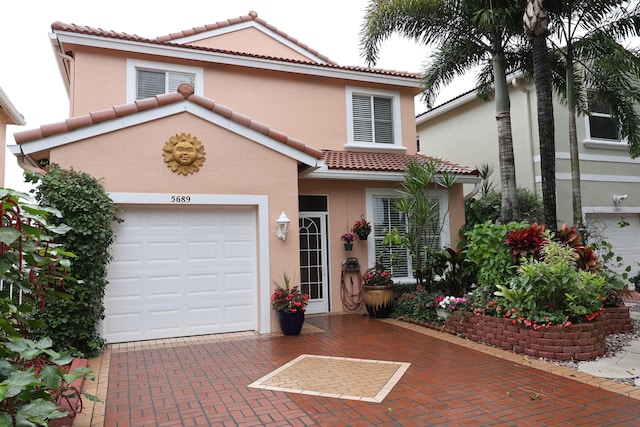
[49,112,303,332]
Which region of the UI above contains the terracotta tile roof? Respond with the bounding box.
[321,150,478,175]
[13,84,324,160]
[50,15,421,80]
[155,11,337,66]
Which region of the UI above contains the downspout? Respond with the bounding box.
[464,181,481,201]
[512,76,536,192]
[15,154,47,176]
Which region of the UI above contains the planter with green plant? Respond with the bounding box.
[271,273,309,335]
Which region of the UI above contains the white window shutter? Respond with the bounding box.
[137,70,165,100]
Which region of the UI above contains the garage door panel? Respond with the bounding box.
[104,205,257,343]
[586,213,640,286]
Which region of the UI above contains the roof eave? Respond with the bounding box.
[52,31,421,89]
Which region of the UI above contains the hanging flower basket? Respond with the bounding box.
[352,216,372,240]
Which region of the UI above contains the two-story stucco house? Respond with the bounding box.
[1,86,25,187]
[417,75,640,284]
[8,11,478,342]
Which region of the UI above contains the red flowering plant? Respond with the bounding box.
[504,222,548,264]
[271,273,309,313]
[362,265,393,287]
[351,216,372,239]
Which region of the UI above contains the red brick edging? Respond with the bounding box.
[50,358,88,427]
[602,306,633,335]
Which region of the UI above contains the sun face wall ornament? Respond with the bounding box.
[163,133,206,175]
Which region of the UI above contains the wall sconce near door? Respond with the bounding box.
[276,211,290,240]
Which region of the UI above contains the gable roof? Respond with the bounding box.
[155,11,336,65]
[10,84,323,168]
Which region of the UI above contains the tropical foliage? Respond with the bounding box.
[26,166,122,358]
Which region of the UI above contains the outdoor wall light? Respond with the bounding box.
[276,211,291,240]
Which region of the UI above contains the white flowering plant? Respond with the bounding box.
[434,295,468,313]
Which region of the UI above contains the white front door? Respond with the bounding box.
[104,205,258,343]
[299,214,329,313]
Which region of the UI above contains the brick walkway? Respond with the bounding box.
[83,314,640,426]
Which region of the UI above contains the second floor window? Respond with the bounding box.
[587,98,620,141]
[136,70,195,100]
[127,59,203,103]
[346,87,402,149]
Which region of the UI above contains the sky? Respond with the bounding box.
[0,0,472,192]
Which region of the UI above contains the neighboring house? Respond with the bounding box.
[417,75,640,284]
[0,86,25,187]
[9,11,478,343]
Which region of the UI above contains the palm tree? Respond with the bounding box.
[360,0,524,222]
[546,1,640,225]
[524,0,557,231]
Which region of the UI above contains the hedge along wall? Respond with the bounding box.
[441,313,606,361]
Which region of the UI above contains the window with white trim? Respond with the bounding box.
[346,87,402,149]
[126,59,204,103]
[367,189,449,281]
[586,97,620,142]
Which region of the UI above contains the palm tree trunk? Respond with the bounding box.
[565,26,583,226]
[493,46,519,223]
[525,0,557,231]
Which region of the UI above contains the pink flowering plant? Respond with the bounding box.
[434,295,468,313]
[341,232,357,244]
[271,273,309,313]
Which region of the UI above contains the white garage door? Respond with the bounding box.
[586,213,640,289]
[104,205,257,343]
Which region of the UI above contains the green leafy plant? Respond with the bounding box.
[0,337,99,426]
[351,216,371,238]
[0,188,97,425]
[362,265,394,287]
[465,221,526,289]
[26,166,122,357]
[393,285,438,322]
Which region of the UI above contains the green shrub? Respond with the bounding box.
[27,167,122,357]
[393,285,439,322]
[464,221,526,289]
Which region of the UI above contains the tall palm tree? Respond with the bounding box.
[546,1,640,225]
[360,0,524,222]
[524,0,557,231]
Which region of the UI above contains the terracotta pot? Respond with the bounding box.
[278,311,305,335]
[363,284,394,318]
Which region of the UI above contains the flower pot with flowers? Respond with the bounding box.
[271,273,309,335]
[341,232,357,251]
[434,295,468,320]
[362,263,394,318]
[352,216,372,240]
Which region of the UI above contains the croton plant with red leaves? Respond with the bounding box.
[504,222,548,263]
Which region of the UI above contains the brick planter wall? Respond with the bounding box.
[602,306,633,335]
[441,313,606,361]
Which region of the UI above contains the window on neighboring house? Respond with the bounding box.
[346,87,402,149]
[136,69,195,100]
[370,192,446,280]
[587,98,620,141]
[126,59,204,103]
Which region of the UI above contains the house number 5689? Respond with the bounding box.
[171,195,191,203]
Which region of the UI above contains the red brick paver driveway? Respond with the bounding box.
[104,314,640,426]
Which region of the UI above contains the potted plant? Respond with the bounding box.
[352,216,372,240]
[434,295,468,320]
[271,273,309,335]
[341,232,357,251]
[362,263,394,318]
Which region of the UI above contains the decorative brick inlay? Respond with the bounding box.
[435,313,606,361]
[602,306,633,335]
